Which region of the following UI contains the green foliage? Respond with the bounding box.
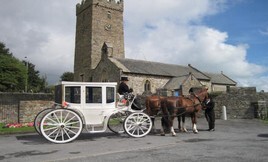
[0,43,27,92]
[0,41,48,92]
[23,61,47,92]
[60,72,74,81]
[0,42,12,56]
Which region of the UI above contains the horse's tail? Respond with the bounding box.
[160,97,171,129]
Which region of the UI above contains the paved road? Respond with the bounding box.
[0,118,268,162]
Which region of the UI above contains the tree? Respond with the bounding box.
[23,61,47,92]
[0,41,47,92]
[0,42,27,92]
[60,72,74,81]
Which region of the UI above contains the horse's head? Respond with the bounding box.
[145,96,162,115]
[194,87,209,109]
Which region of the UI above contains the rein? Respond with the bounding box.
[147,90,207,118]
[149,102,202,118]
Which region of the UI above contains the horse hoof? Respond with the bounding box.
[160,133,165,136]
[172,134,176,137]
[193,131,198,134]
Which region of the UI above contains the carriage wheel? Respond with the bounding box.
[108,112,129,134]
[34,108,54,136]
[40,109,83,144]
[123,112,152,138]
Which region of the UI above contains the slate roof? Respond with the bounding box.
[109,57,210,80]
[163,75,188,90]
[204,72,237,85]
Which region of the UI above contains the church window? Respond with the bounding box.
[107,11,111,19]
[144,80,151,92]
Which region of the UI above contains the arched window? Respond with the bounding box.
[144,80,151,92]
[107,11,111,19]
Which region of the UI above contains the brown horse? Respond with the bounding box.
[145,95,167,133]
[145,87,208,136]
[145,95,184,136]
[168,87,209,135]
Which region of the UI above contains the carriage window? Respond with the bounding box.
[106,87,115,103]
[86,87,102,103]
[65,86,81,103]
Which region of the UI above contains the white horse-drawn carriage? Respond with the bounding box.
[34,81,152,144]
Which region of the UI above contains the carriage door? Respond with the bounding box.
[82,86,105,125]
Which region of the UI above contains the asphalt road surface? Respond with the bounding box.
[0,118,268,162]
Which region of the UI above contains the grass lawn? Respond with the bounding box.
[0,123,35,135]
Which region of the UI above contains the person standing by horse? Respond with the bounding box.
[204,94,215,131]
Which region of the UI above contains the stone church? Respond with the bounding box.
[73,0,236,96]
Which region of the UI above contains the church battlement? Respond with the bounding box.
[76,0,123,14]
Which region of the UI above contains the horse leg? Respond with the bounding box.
[178,116,182,132]
[191,114,198,134]
[169,116,176,136]
[181,115,188,132]
[160,117,168,136]
[151,117,156,133]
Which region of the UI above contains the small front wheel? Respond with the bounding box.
[123,112,152,138]
[108,112,126,134]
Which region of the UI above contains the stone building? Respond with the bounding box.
[73,0,236,95]
[74,0,124,81]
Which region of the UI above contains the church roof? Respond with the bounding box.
[204,72,237,85]
[163,75,188,90]
[109,57,210,80]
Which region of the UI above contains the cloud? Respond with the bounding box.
[125,0,267,91]
[260,28,268,36]
[0,0,267,91]
[0,0,78,83]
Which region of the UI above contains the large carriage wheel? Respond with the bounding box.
[123,112,152,138]
[34,108,54,136]
[40,109,83,144]
[108,111,129,134]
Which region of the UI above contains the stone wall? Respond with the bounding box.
[127,74,170,95]
[1,87,268,124]
[214,87,268,119]
[0,93,53,123]
[19,100,54,123]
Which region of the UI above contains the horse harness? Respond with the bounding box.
[151,95,205,118]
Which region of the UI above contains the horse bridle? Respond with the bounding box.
[192,91,207,109]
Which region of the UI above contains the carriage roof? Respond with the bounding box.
[55,81,118,105]
[59,81,117,87]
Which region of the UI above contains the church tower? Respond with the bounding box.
[74,0,125,81]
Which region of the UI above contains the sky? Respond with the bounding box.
[0,0,267,91]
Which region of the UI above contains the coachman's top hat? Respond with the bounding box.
[120,76,129,81]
